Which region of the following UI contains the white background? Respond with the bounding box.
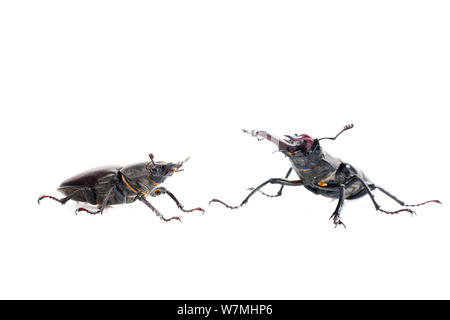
[0,1,449,299]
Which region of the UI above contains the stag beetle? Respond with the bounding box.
[210,125,441,227]
[38,154,204,221]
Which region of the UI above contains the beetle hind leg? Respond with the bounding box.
[38,195,65,205]
[374,185,441,208]
[345,177,418,215]
[74,207,102,215]
[38,189,85,205]
[376,207,416,215]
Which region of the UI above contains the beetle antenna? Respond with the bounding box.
[318,124,354,141]
[148,153,156,166]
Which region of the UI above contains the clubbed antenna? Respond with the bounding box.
[148,153,156,166]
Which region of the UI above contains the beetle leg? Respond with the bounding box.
[373,185,441,208]
[137,194,182,222]
[329,184,346,228]
[151,187,204,213]
[210,177,303,209]
[345,176,417,215]
[38,189,86,205]
[156,187,205,214]
[247,167,293,198]
[74,207,102,215]
[75,186,115,215]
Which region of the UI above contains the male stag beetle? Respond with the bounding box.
[38,154,204,221]
[210,125,441,227]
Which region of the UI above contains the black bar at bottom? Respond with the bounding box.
[0,300,445,319]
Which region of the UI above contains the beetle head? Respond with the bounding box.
[281,133,315,155]
[146,153,189,179]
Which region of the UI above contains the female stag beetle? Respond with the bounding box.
[38,153,204,221]
[210,125,441,227]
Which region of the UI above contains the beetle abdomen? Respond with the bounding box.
[58,185,97,204]
[58,166,121,205]
[59,166,120,187]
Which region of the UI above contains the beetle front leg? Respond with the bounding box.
[248,167,293,198]
[151,187,205,214]
[137,194,181,222]
[210,178,303,209]
[75,186,116,215]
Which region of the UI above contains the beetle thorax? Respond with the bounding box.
[287,142,323,172]
[119,162,162,195]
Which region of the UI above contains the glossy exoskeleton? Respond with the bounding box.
[210,125,441,227]
[38,154,204,221]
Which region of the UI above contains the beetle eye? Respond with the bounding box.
[150,167,159,174]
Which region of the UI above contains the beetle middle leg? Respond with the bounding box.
[248,167,293,198]
[311,183,348,227]
[137,194,181,222]
[75,186,116,215]
[150,187,205,214]
[329,184,346,228]
[210,177,303,209]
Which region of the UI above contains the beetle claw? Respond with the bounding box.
[195,207,206,214]
[333,219,346,228]
[329,212,346,228]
